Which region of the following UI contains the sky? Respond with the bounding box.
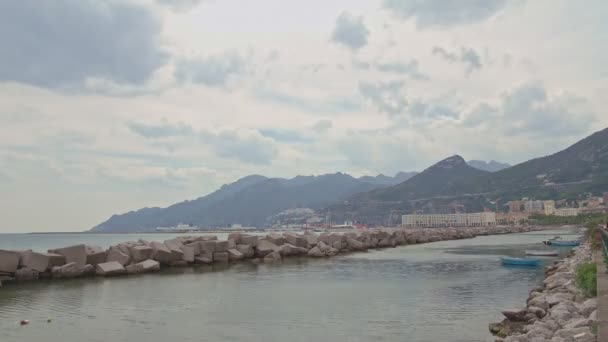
[0,0,607,232]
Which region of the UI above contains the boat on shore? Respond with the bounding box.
[543,240,579,246]
[525,250,558,256]
[501,257,540,266]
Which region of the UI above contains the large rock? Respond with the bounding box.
[236,244,254,258]
[213,252,229,263]
[255,240,280,257]
[347,238,366,251]
[304,232,318,246]
[48,244,86,267]
[163,239,184,260]
[21,251,50,272]
[307,246,324,257]
[15,268,39,281]
[130,245,154,263]
[85,245,107,266]
[577,298,597,317]
[96,261,126,276]
[150,242,173,263]
[194,256,213,264]
[278,243,308,256]
[266,233,285,246]
[199,241,216,254]
[106,249,130,266]
[239,235,258,247]
[264,251,282,263]
[502,308,528,322]
[284,234,308,248]
[214,241,229,253]
[46,253,66,268]
[182,244,198,262]
[227,249,244,261]
[51,262,86,279]
[126,259,160,274]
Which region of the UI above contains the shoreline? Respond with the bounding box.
[2,225,553,288]
[489,239,597,341]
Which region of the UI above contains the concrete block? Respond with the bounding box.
[49,244,86,267]
[21,251,50,272]
[194,256,213,264]
[95,261,126,276]
[239,235,258,247]
[45,253,66,268]
[106,249,130,266]
[129,245,154,263]
[15,268,39,281]
[85,245,107,266]
[255,239,280,257]
[0,250,22,273]
[213,252,229,263]
[227,248,244,261]
[140,259,160,272]
[266,233,285,245]
[182,244,197,262]
[150,242,173,263]
[184,242,200,255]
[126,263,144,274]
[214,240,229,253]
[199,241,216,253]
[236,244,254,258]
[285,234,308,248]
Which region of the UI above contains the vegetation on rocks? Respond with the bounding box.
[575,262,597,298]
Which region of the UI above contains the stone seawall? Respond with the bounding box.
[489,242,597,342]
[1,225,543,287]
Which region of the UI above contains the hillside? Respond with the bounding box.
[91,172,414,232]
[327,127,608,224]
[467,160,511,172]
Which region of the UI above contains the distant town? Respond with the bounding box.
[147,192,608,233]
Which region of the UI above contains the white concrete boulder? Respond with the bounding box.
[130,245,154,263]
[214,240,229,253]
[227,248,244,261]
[164,239,184,260]
[15,268,39,281]
[239,235,258,247]
[284,233,308,248]
[213,252,229,263]
[255,239,280,257]
[48,244,86,267]
[106,249,130,266]
[51,262,87,279]
[96,261,126,277]
[150,242,173,263]
[278,243,308,256]
[266,233,285,246]
[236,244,254,258]
[264,251,282,263]
[347,238,366,251]
[199,241,216,254]
[21,251,50,272]
[126,259,160,274]
[46,253,66,268]
[307,246,324,257]
[182,243,199,263]
[85,245,107,266]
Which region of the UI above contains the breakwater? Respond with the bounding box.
[489,241,597,341]
[1,225,544,287]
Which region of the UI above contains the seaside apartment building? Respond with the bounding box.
[402,212,496,228]
[508,200,522,213]
[524,200,544,213]
[543,200,556,215]
[554,208,579,216]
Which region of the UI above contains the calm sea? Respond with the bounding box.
[0,228,579,342]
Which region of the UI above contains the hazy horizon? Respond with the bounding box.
[1,0,607,232]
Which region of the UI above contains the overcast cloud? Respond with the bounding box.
[0,0,607,232]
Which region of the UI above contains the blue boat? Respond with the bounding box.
[501,257,540,266]
[545,240,579,247]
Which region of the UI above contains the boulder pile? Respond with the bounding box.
[489,242,597,342]
[0,225,544,286]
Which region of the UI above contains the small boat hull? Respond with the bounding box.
[501,257,540,266]
[525,250,558,256]
[543,240,579,247]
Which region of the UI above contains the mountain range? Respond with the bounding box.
[91,127,608,232]
[91,172,417,232]
[326,127,608,225]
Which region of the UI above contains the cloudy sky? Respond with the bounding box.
[1,0,607,232]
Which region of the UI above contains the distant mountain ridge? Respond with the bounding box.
[467,160,511,172]
[326,127,608,224]
[91,172,416,232]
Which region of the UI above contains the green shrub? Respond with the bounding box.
[575,262,597,298]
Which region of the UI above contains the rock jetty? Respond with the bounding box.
[0,225,542,287]
[489,242,597,342]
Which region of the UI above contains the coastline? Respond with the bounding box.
[489,239,597,341]
[1,225,550,288]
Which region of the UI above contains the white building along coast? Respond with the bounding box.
[402,212,497,228]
